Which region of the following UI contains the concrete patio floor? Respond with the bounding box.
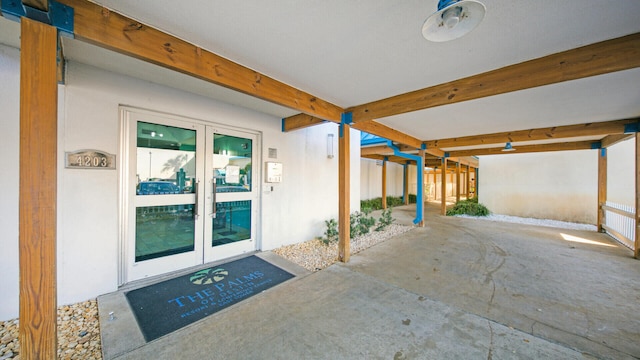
[98,203,640,359]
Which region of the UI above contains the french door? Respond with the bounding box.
[121,109,259,283]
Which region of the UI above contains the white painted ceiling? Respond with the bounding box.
[2,0,640,143]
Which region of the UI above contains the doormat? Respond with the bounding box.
[125,255,294,342]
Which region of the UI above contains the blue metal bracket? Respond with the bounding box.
[443,152,450,158]
[340,112,353,138]
[600,148,607,157]
[383,156,389,162]
[590,141,602,150]
[1,0,74,36]
[624,122,640,134]
[421,143,426,150]
[387,140,424,225]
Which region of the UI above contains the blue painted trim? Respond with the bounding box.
[421,143,426,150]
[387,141,424,225]
[361,137,388,146]
[591,141,602,149]
[50,0,74,36]
[624,122,639,134]
[1,0,26,21]
[402,163,407,203]
[342,112,353,125]
[383,156,389,162]
[444,152,450,158]
[600,148,607,157]
[1,0,74,36]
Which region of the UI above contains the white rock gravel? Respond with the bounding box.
[455,214,598,231]
[0,224,414,359]
[273,223,414,272]
[0,299,102,360]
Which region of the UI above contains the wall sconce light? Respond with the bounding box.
[327,133,335,159]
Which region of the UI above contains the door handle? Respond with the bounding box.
[212,181,217,218]
[193,179,200,219]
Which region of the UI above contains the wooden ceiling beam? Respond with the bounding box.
[447,141,598,157]
[361,145,391,156]
[362,154,415,165]
[424,118,639,149]
[601,133,634,148]
[57,0,344,122]
[348,33,640,123]
[282,113,327,132]
[22,0,48,12]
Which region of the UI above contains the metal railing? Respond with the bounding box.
[602,201,635,250]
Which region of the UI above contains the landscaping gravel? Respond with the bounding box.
[0,299,102,360]
[273,224,414,272]
[0,224,413,359]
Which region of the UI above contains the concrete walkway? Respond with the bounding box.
[99,203,640,359]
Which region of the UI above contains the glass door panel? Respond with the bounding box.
[205,130,258,261]
[126,113,205,282]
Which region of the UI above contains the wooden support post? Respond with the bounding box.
[338,121,351,262]
[433,169,437,200]
[475,168,479,198]
[19,18,58,360]
[635,134,640,258]
[466,165,471,199]
[456,162,461,203]
[441,158,447,215]
[598,148,607,232]
[382,159,387,209]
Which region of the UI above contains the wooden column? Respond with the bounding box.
[338,121,351,262]
[598,148,607,232]
[466,165,471,199]
[455,162,461,202]
[441,158,447,215]
[433,169,438,200]
[19,18,59,360]
[382,159,387,209]
[403,163,409,205]
[635,134,640,258]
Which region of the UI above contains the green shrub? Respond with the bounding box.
[375,208,395,231]
[322,219,339,245]
[360,194,416,211]
[446,198,490,217]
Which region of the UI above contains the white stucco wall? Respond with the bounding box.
[606,138,635,206]
[0,45,360,320]
[0,45,20,321]
[478,150,598,224]
[360,159,405,200]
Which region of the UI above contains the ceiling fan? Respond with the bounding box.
[422,0,486,42]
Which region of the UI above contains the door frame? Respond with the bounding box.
[118,106,262,286]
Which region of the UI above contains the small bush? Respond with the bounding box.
[446,198,490,217]
[376,208,395,231]
[360,195,416,211]
[322,219,339,245]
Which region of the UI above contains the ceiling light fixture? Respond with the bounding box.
[422,0,486,42]
[502,142,516,152]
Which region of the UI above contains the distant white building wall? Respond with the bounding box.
[478,150,598,224]
[360,159,406,200]
[606,138,635,207]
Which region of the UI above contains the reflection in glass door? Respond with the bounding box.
[134,121,198,262]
